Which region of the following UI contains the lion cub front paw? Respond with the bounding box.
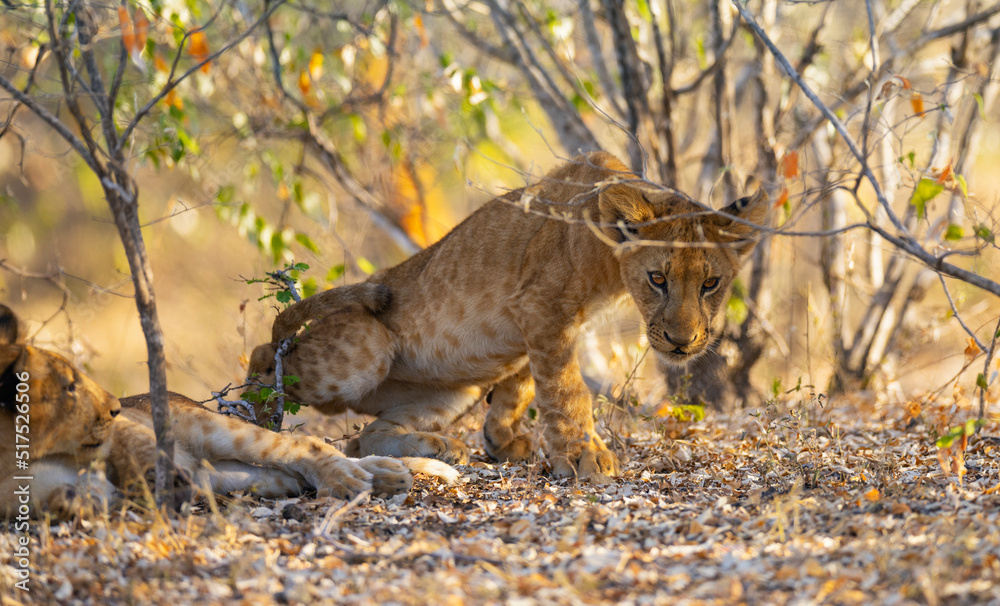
[314,458,375,500]
[484,433,534,462]
[549,435,621,479]
[355,456,413,497]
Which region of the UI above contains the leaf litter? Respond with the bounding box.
[2,391,999,605]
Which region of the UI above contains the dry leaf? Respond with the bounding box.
[774,187,789,209]
[118,7,135,54]
[189,30,211,74]
[308,49,324,80]
[965,337,982,364]
[298,71,312,96]
[780,152,799,179]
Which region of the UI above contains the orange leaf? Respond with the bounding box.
[910,93,924,116]
[414,14,428,48]
[964,337,982,365]
[780,151,798,179]
[898,76,912,89]
[298,71,312,96]
[134,10,150,51]
[118,7,136,54]
[864,487,880,501]
[936,163,952,184]
[163,89,183,110]
[188,30,211,74]
[308,49,324,80]
[154,52,169,73]
[774,187,789,209]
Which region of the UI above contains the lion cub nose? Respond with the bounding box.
[664,331,695,348]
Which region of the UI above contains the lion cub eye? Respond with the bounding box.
[66,381,77,393]
[702,277,720,292]
[648,271,667,288]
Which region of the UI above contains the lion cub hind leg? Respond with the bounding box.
[353,383,480,465]
[483,366,536,462]
[248,305,397,423]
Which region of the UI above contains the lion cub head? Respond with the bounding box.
[0,304,121,465]
[597,181,768,366]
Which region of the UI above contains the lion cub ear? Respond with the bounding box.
[0,304,23,413]
[598,182,654,243]
[0,303,18,346]
[717,187,769,257]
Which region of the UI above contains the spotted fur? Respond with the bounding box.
[0,305,455,519]
[248,152,767,479]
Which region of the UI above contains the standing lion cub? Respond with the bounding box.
[249,152,767,479]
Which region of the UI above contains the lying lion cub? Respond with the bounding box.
[0,304,455,519]
[248,152,767,479]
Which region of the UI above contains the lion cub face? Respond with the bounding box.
[0,307,121,463]
[598,184,768,366]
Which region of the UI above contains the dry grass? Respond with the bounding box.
[2,390,999,605]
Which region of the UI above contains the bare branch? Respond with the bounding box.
[732,0,1000,299]
[0,73,101,175]
[938,273,987,351]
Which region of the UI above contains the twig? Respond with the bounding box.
[314,489,371,538]
[938,274,986,352]
[980,316,1000,421]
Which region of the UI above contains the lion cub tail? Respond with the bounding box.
[400,457,461,484]
[271,282,392,342]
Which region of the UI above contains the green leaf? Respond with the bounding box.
[909,178,944,219]
[974,93,986,119]
[771,377,782,398]
[975,224,995,244]
[292,262,310,272]
[635,0,653,22]
[658,404,706,423]
[935,418,984,448]
[326,264,345,282]
[349,113,367,143]
[276,290,292,304]
[695,36,707,70]
[217,185,235,203]
[357,256,377,275]
[176,129,200,155]
[726,295,748,325]
[301,278,318,298]
[978,373,989,391]
[956,174,968,198]
[283,375,301,385]
[944,224,964,241]
[898,151,916,166]
[295,233,320,253]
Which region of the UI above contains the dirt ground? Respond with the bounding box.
[2,392,999,606]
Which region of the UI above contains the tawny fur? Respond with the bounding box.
[0,305,455,519]
[248,152,768,479]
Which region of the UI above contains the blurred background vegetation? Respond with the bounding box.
[0,0,997,428]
